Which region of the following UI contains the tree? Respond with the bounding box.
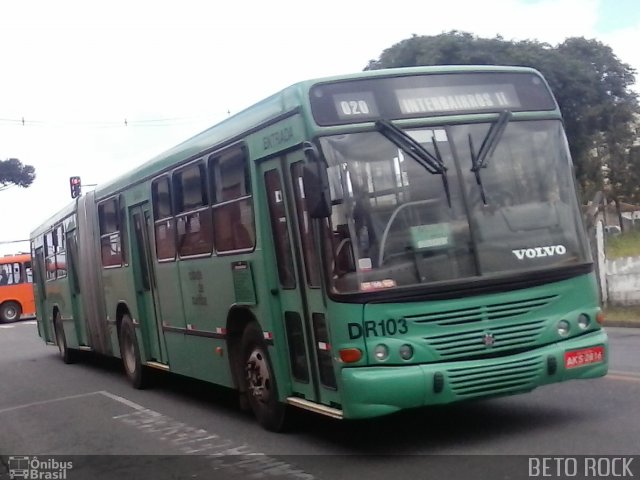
[0,158,36,190]
[365,31,640,200]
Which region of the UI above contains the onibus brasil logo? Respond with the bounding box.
[8,456,73,479]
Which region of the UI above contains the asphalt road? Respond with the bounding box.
[1,321,638,480]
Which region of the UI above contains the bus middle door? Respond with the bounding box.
[129,203,168,366]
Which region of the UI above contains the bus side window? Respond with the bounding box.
[13,263,21,284]
[209,145,255,253]
[152,176,177,260]
[98,198,123,267]
[54,225,67,278]
[173,162,213,257]
[23,261,33,283]
[44,230,57,280]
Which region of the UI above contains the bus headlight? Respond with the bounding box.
[557,320,570,336]
[399,344,414,360]
[578,314,590,330]
[374,344,389,361]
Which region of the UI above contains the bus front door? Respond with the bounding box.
[129,204,168,366]
[261,155,340,413]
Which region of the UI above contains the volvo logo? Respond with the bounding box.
[512,244,567,260]
[483,332,496,347]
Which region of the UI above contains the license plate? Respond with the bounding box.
[564,346,605,369]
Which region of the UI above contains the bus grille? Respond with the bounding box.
[409,295,557,326]
[447,355,543,398]
[423,319,547,359]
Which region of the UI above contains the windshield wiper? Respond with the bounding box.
[468,110,512,205]
[375,119,451,207]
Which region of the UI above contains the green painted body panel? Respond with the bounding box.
[328,273,608,418]
[179,254,255,387]
[340,328,607,419]
[359,274,601,364]
[49,277,76,346]
[163,332,190,375]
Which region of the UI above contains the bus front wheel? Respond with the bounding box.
[119,314,150,389]
[0,301,21,323]
[241,323,288,432]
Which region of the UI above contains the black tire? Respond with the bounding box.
[54,314,77,364]
[119,314,150,389]
[0,301,21,323]
[241,323,288,432]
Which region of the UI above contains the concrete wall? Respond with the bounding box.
[606,256,640,306]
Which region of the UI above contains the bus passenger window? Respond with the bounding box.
[23,262,33,283]
[174,162,213,257]
[209,146,255,253]
[152,176,177,260]
[98,198,123,267]
[44,230,57,280]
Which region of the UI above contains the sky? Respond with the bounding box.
[1,0,639,255]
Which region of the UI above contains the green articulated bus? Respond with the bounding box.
[30,65,608,431]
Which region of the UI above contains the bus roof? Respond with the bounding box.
[30,197,78,239]
[0,253,31,264]
[32,64,542,235]
[92,65,540,199]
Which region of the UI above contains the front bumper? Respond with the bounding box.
[340,329,608,419]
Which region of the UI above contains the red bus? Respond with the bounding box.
[0,253,35,323]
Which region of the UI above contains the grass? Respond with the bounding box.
[605,229,640,259]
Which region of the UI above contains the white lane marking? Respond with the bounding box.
[1,389,315,479]
[115,405,314,479]
[0,391,103,414]
[99,390,148,412]
[0,325,14,329]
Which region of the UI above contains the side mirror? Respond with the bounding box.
[303,143,331,219]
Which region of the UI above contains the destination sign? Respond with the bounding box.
[396,84,521,114]
[309,71,556,126]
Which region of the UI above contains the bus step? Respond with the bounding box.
[286,397,343,419]
[145,361,170,371]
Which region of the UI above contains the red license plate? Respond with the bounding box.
[564,346,605,369]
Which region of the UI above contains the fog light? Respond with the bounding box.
[557,320,570,336]
[578,314,590,329]
[374,344,389,361]
[399,344,414,360]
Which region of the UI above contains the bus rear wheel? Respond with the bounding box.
[241,324,288,432]
[0,301,21,323]
[54,313,77,364]
[119,314,150,389]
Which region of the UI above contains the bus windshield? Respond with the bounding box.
[319,119,588,294]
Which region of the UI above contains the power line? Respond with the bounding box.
[0,112,228,129]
